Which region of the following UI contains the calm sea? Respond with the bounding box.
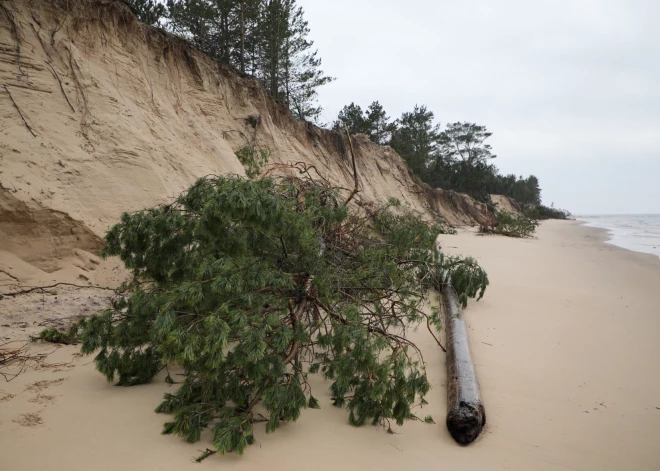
[577,214,660,259]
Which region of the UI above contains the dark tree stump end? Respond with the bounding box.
[446,400,486,445]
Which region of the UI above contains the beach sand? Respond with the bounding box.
[1,220,659,470]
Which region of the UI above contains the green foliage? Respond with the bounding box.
[34,323,84,345]
[430,254,489,309]
[424,122,541,205]
[332,101,548,207]
[526,204,571,220]
[333,101,395,145]
[123,0,166,26]
[427,122,498,202]
[281,5,335,122]
[365,101,393,145]
[491,174,541,206]
[333,103,368,135]
[235,145,269,178]
[437,122,496,166]
[491,211,538,238]
[50,172,486,455]
[165,0,333,121]
[390,105,441,176]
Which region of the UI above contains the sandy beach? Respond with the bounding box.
[1,220,659,470]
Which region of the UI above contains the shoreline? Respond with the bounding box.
[572,219,660,265]
[575,216,660,261]
[575,219,660,268]
[2,219,660,470]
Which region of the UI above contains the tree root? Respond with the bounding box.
[3,85,36,137]
[46,62,75,112]
[0,282,116,299]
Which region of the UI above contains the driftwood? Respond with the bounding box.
[442,284,486,444]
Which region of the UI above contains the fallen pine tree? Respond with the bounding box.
[42,165,489,455]
[480,211,538,238]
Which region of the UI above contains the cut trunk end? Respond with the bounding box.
[446,400,486,445]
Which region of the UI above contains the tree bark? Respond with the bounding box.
[240,0,245,73]
[442,284,486,445]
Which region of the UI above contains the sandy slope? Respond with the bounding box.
[1,220,659,470]
[0,0,495,285]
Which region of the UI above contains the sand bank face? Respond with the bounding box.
[2,220,660,470]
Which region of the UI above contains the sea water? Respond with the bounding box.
[577,214,660,259]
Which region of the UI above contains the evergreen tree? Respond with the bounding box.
[278,2,334,121]
[53,170,488,456]
[426,122,498,202]
[242,0,268,75]
[437,122,496,167]
[422,122,545,204]
[166,0,222,54]
[252,0,288,98]
[165,0,332,120]
[390,105,441,177]
[333,102,368,135]
[365,101,393,145]
[124,0,167,26]
[333,101,393,145]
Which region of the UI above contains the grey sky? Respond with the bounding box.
[298,0,660,214]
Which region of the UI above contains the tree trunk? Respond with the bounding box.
[442,284,486,445]
[284,36,290,104]
[240,0,245,73]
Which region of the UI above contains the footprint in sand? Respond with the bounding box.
[11,379,68,427]
[25,378,66,393]
[0,392,15,402]
[13,412,43,427]
[28,394,57,405]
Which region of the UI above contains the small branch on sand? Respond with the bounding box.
[194,448,217,463]
[0,282,116,299]
[3,85,36,137]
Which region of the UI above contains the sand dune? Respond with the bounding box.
[0,0,495,285]
[2,220,659,470]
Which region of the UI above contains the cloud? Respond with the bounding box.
[299,0,660,213]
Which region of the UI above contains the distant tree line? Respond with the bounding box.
[333,102,545,208]
[125,1,562,214]
[124,0,333,121]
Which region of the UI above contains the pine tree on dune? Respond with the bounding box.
[164,0,333,121]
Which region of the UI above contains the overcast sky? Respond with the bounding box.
[297,0,660,215]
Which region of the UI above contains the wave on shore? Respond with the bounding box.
[578,214,660,259]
